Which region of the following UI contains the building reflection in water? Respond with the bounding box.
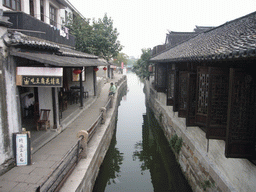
[133,107,192,191]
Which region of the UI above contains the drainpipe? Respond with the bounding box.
[79,68,83,107]
[93,66,97,96]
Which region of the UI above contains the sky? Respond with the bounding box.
[70,0,256,58]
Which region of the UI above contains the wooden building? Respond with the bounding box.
[150,11,256,159]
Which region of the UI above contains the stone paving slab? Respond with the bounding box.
[0,74,123,192]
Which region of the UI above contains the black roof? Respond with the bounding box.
[6,31,108,67]
[151,11,256,63]
[10,50,107,67]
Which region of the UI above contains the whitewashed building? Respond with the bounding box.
[0,0,108,172]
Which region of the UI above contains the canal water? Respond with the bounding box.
[93,72,192,192]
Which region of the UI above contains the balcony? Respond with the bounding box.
[3,11,75,47]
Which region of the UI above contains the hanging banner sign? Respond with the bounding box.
[16,67,63,87]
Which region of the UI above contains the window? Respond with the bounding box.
[29,0,34,16]
[65,10,68,24]
[3,0,21,11]
[40,0,44,21]
[49,5,57,27]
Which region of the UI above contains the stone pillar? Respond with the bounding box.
[77,130,88,158]
[100,107,107,124]
[109,95,114,108]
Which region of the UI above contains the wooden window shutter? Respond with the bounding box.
[155,64,167,92]
[167,64,175,106]
[206,67,229,140]
[178,71,189,117]
[173,69,179,112]
[186,72,197,126]
[225,68,256,158]
[195,66,209,127]
[178,71,197,126]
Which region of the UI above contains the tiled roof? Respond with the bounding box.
[6,31,108,66]
[10,50,108,67]
[5,31,98,59]
[57,47,98,59]
[151,11,256,62]
[5,31,60,50]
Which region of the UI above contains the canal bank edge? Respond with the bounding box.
[144,79,256,192]
[60,76,127,192]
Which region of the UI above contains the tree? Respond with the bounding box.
[133,48,151,79]
[67,13,123,61]
[66,15,94,54]
[113,52,128,67]
[91,13,123,61]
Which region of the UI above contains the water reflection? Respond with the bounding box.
[93,72,192,192]
[93,126,124,191]
[133,108,192,191]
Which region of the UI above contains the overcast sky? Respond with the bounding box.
[70,0,256,58]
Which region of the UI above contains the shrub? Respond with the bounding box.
[170,134,178,148]
[174,137,183,154]
[169,134,183,154]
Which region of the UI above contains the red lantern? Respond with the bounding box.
[148,65,153,72]
[103,67,107,71]
[93,67,99,72]
[73,69,82,75]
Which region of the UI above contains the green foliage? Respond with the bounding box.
[201,180,215,191]
[170,134,178,148]
[66,15,94,54]
[67,13,123,61]
[133,48,151,79]
[175,137,183,154]
[113,52,129,67]
[91,14,123,61]
[169,134,183,154]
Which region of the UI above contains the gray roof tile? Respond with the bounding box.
[151,11,256,62]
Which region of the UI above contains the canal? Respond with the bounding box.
[93,72,192,192]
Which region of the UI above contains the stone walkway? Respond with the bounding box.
[0,73,124,192]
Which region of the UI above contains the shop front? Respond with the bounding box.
[16,66,63,132]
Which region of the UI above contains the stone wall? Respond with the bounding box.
[144,80,256,192]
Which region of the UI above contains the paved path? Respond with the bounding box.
[0,74,123,192]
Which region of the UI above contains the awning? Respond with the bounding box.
[10,50,108,67]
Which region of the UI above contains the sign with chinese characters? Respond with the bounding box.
[16,134,28,166]
[22,76,62,86]
[16,67,63,87]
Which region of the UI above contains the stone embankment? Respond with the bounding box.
[60,76,127,192]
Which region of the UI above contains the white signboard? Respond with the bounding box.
[16,134,28,166]
[16,67,63,87]
[17,67,63,76]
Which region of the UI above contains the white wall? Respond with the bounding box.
[0,0,65,30]
[0,25,20,166]
[38,87,54,128]
[68,67,95,97]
